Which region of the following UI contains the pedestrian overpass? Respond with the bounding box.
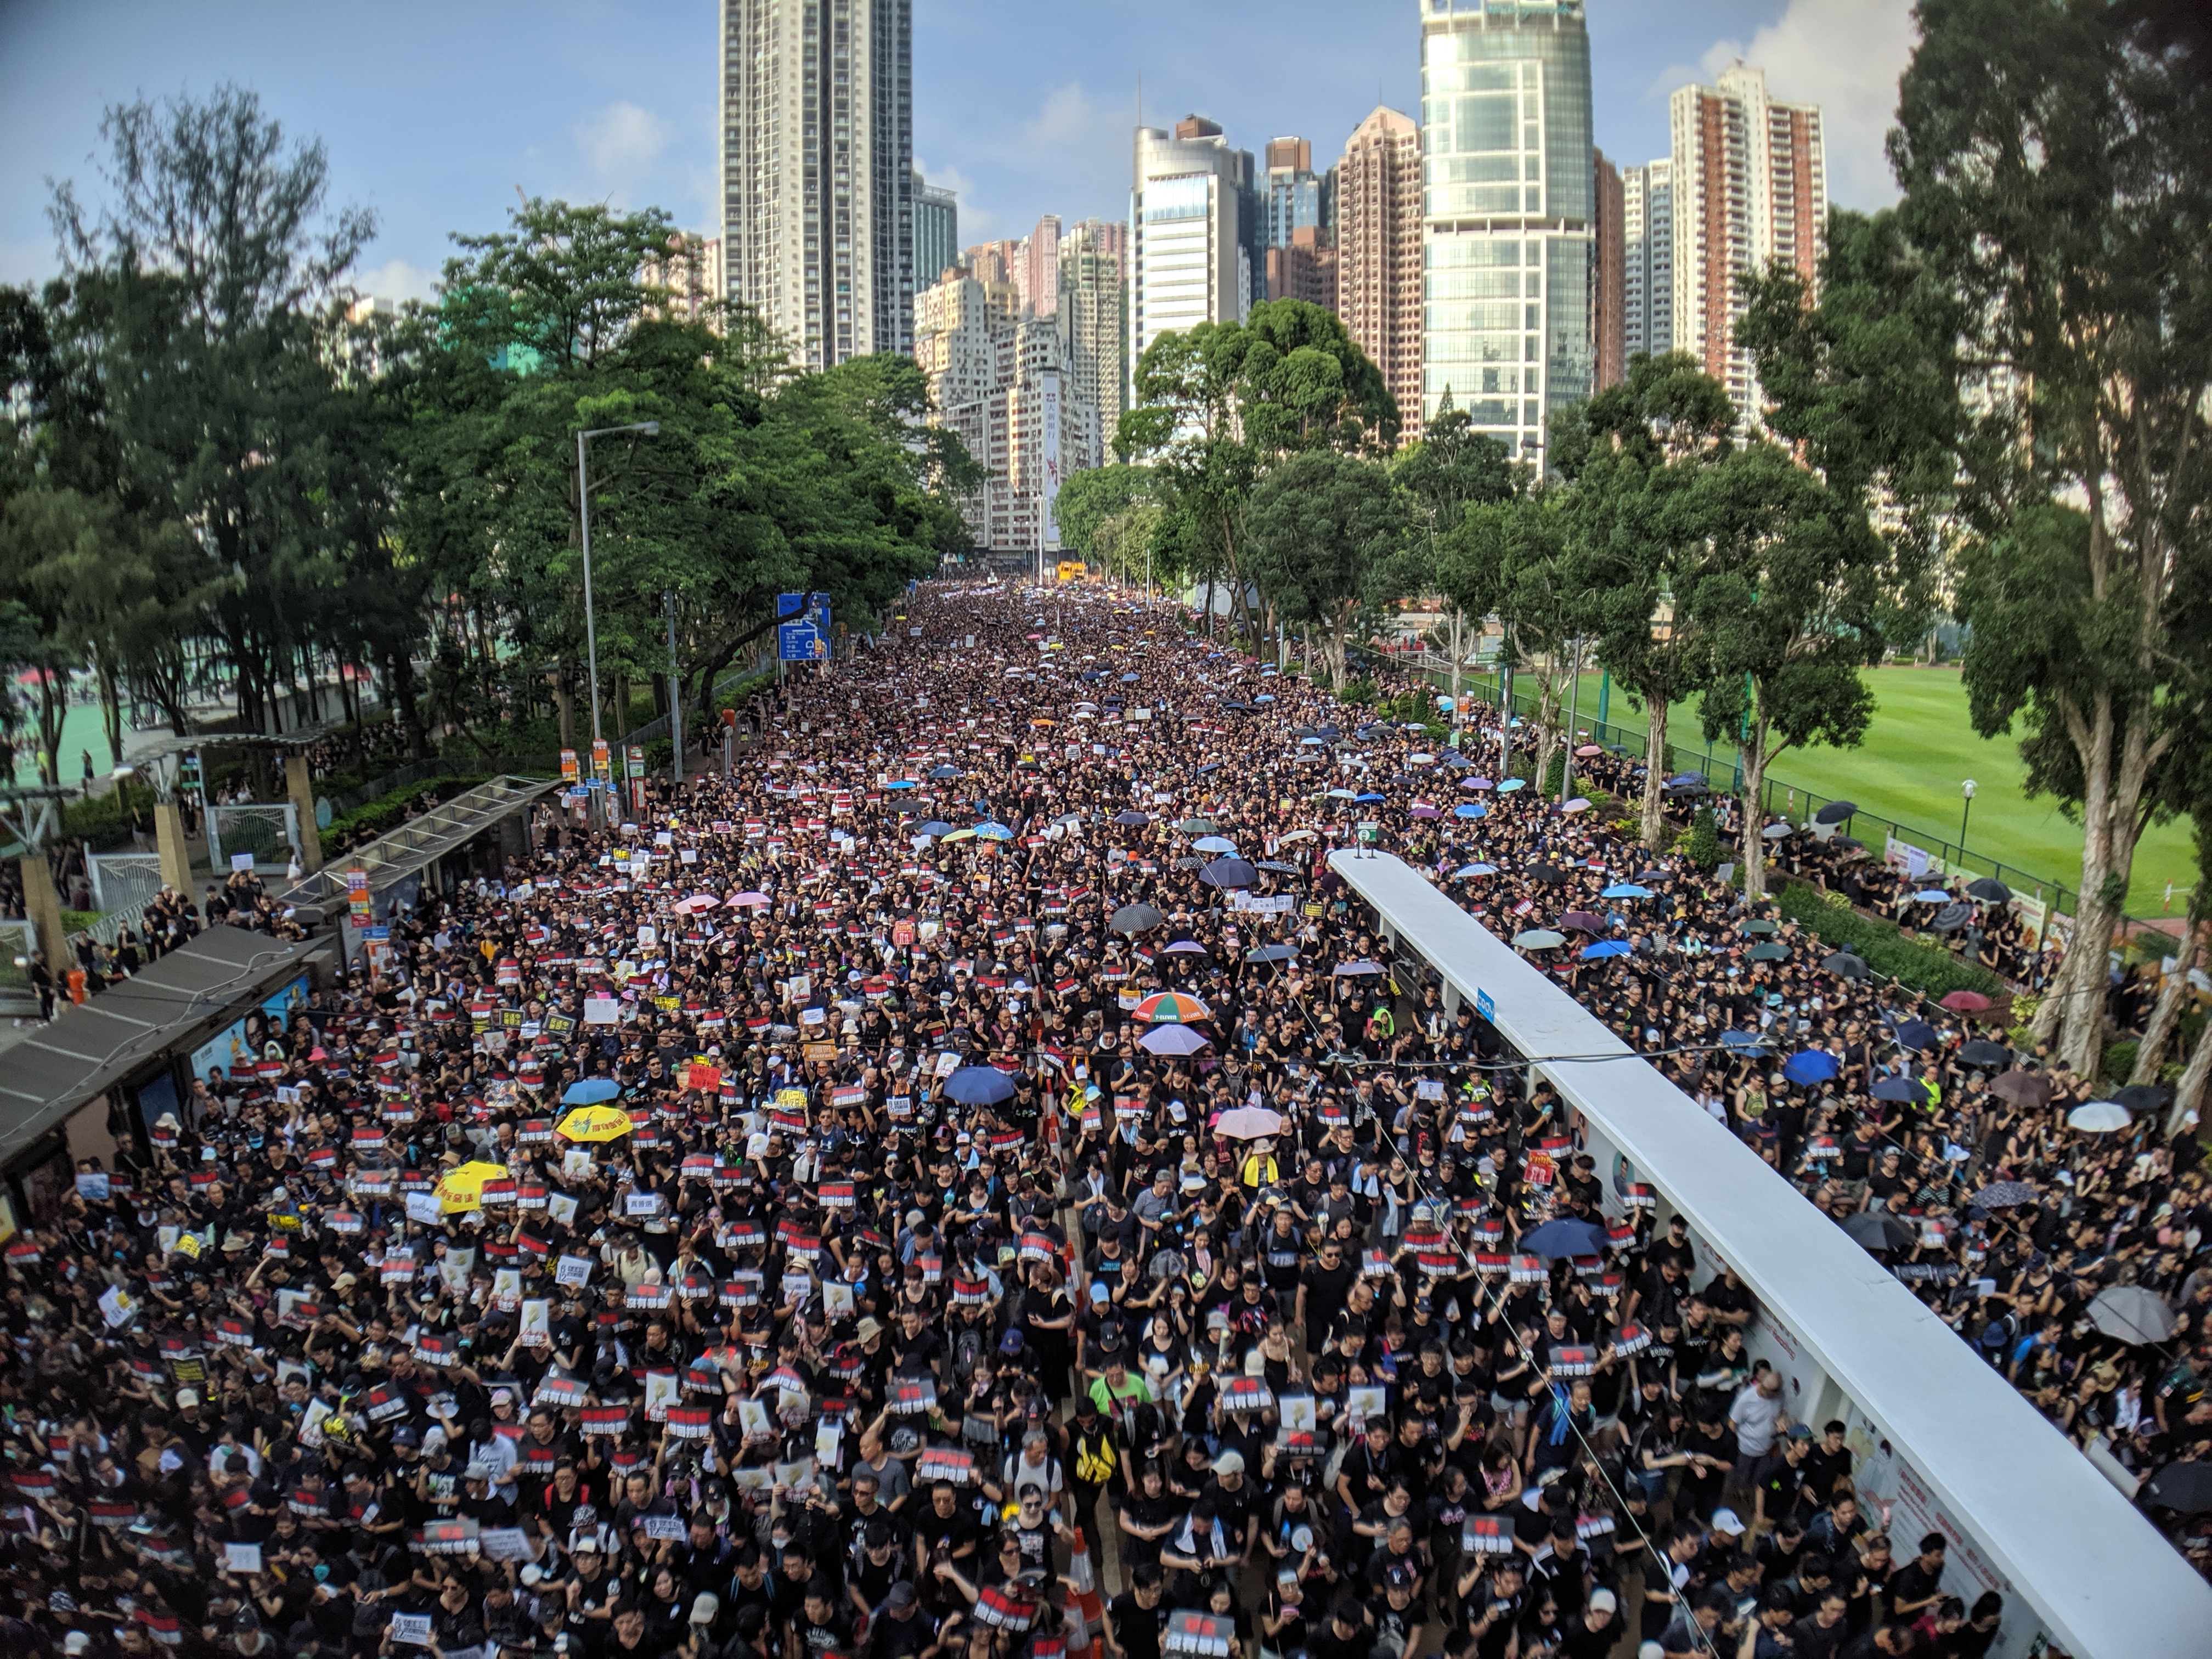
[1327,849,2210,1659]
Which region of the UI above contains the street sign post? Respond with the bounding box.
[778,623,827,662]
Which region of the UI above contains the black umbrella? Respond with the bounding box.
[2114,1082,2171,1115]
[1965,876,2012,903]
[1957,1039,2011,1069]
[1199,857,1257,889]
[1822,951,1869,980]
[1871,1076,1933,1105]
[1244,944,1298,963]
[1527,862,1566,884]
[2141,1461,2212,1515]
[1931,903,1973,933]
[930,764,962,780]
[1843,1211,1917,1252]
[1893,1020,1939,1051]
[1108,904,1164,935]
[1813,800,1857,824]
[1968,1180,2040,1210]
[1113,810,1150,827]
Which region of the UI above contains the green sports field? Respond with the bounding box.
[1495,664,2198,920]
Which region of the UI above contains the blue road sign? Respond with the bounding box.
[778,623,828,662]
[777,592,807,618]
[1475,988,1495,1024]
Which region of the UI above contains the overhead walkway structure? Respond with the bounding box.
[1327,849,2212,1659]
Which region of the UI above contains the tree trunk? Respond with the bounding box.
[2168,1007,2212,1138]
[94,657,123,767]
[2132,929,2199,1084]
[1641,696,1670,850]
[1739,718,1771,901]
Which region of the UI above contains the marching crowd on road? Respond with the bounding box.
[0,580,2207,1659]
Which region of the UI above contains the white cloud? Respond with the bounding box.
[1023,83,1117,152]
[573,100,673,190]
[355,257,438,304]
[1699,0,1918,208]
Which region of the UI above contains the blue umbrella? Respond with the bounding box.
[1520,1218,1609,1261]
[1198,856,1257,889]
[1718,1029,1768,1054]
[1454,862,1498,877]
[1120,672,1141,683]
[1496,778,1527,793]
[1355,792,1387,804]
[885,779,916,790]
[1113,810,1150,826]
[944,1066,1017,1107]
[1579,939,1631,960]
[1783,1050,1841,1085]
[917,821,955,837]
[1601,883,1651,899]
[1894,1020,1939,1052]
[1872,1076,1933,1104]
[1455,803,1489,819]
[562,1079,621,1106]
[974,822,1014,840]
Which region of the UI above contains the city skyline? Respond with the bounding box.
[0,1,1915,305]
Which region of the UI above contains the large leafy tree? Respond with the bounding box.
[1119,299,1397,639]
[1880,0,2212,1070]
[1243,451,1410,687]
[1553,354,1737,845]
[1392,402,1520,700]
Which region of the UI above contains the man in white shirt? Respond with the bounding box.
[1728,1360,1790,1491]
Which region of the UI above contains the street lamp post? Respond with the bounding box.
[1960,778,1978,851]
[577,421,659,825]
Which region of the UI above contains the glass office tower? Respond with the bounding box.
[1419,0,1593,465]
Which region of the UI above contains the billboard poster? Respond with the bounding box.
[1040,372,1062,550]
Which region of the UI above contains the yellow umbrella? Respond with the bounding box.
[558,1104,635,1143]
[438,1160,510,1214]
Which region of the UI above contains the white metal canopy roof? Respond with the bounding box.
[1328,849,2212,1659]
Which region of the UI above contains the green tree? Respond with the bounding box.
[1553,353,1737,847]
[1392,402,1519,700]
[1242,451,1409,687]
[1444,482,1587,795]
[1053,465,1154,572]
[1880,0,2212,1070]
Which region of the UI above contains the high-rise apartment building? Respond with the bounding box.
[1668,63,1825,415]
[913,170,958,290]
[718,0,913,370]
[1059,219,1129,442]
[915,270,1101,552]
[642,232,727,330]
[1265,226,1338,311]
[1620,159,1674,362]
[1024,217,1062,318]
[1336,105,1423,441]
[1592,151,1625,391]
[1418,0,1594,464]
[1131,117,1256,389]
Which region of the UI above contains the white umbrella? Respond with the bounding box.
[2067,1101,2132,1133]
[2087,1284,2175,1345]
[1214,1105,1285,1139]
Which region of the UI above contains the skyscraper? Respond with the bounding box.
[1336,105,1423,440]
[1668,63,1825,416]
[718,0,914,370]
[1130,117,1256,391]
[1265,227,1337,311]
[1621,159,1674,362]
[913,170,958,290]
[1592,150,1626,391]
[641,232,727,331]
[1261,137,1334,251]
[1059,219,1129,441]
[1024,216,1063,318]
[1418,0,1594,464]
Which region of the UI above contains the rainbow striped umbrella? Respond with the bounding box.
[1134,991,1212,1025]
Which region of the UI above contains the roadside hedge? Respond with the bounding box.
[1773,879,2007,1000]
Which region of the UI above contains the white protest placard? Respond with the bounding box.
[558,1152,594,1186]
[520,1300,551,1344]
[479,1526,531,1561]
[225,1541,264,1574]
[643,1370,680,1421]
[299,1398,335,1449]
[644,1514,687,1541]
[98,1284,136,1329]
[390,1613,434,1648]
[583,996,621,1025]
[492,1268,522,1310]
[404,1192,444,1226]
[75,1171,111,1202]
[737,1399,772,1439]
[813,1419,842,1465]
[555,1254,594,1289]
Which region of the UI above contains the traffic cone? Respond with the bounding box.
[1066,1526,1105,1641]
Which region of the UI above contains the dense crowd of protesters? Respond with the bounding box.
[0,581,2204,1659]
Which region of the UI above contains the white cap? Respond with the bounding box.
[174,1388,200,1408]
[1710,1508,1745,1536]
[1589,1589,1617,1615]
[1211,1451,1245,1475]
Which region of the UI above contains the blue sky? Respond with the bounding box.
[0,0,1916,302]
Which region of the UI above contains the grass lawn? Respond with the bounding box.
[1488,663,2198,920]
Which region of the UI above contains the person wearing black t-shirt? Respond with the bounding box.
[1104,1565,1170,1659]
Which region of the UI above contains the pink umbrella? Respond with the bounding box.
[727,892,770,909]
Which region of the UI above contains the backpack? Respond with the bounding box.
[1073,1420,1116,1485]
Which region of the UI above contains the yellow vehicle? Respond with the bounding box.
[1056,559,1088,584]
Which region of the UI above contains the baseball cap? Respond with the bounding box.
[175,1387,200,1407]
[491,1388,516,1407]
[1211,1451,1245,1475]
[1589,1589,1617,1615]
[690,1594,720,1627]
[888,1582,919,1610]
[1711,1508,1746,1537]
